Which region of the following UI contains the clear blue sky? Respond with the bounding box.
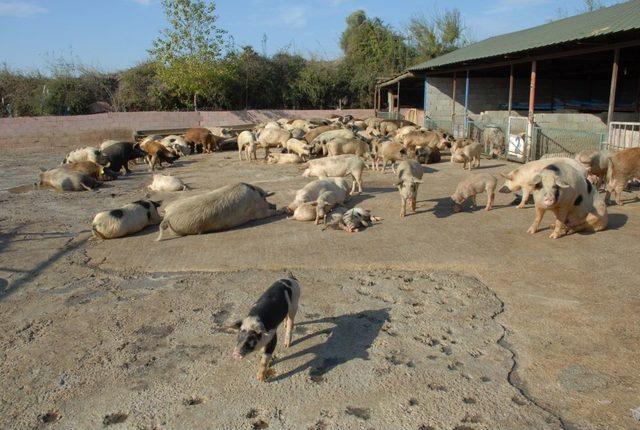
[0,0,622,72]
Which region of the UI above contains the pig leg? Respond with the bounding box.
[517,189,531,209]
[614,184,624,206]
[527,206,545,234]
[549,206,570,239]
[400,196,407,218]
[486,190,495,211]
[124,161,132,175]
[257,333,277,382]
[352,171,363,193]
[471,194,477,210]
[284,296,298,348]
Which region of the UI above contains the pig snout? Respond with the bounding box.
[542,196,556,208]
[232,348,244,360]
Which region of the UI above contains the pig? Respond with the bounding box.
[184,127,222,153]
[140,140,179,171]
[237,130,258,161]
[287,178,351,224]
[101,142,146,175]
[606,147,640,205]
[63,147,109,165]
[499,158,588,208]
[37,167,99,192]
[230,275,301,382]
[61,161,118,181]
[415,146,441,164]
[310,129,355,148]
[452,141,483,170]
[527,163,608,239]
[160,135,191,156]
[402,130,448,152]
[284,138,312,159]
[257,128,291,159]
[303,124,340,144]
[322,207,382,233]
[380,119,415,136]
[157,183,280,241]
[148,174,188,192]
[395,160,424,217]
[266,153,303,164]
[325,138,370,159]
[287,202,317,222]
[301,154,365,194]
[482,126,505,158]
[290,128,306,140]
[99,140,121,151]
[92,200,162,239]
[451,173,497,212]
[575,149,609,184]
[378,141,406,173]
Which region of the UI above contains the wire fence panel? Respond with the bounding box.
[376,111,404,120]
[531,126,605,160]
[606,122,640,150]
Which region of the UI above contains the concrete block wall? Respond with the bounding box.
[0,109,373,153]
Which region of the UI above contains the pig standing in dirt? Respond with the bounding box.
[237,130,257,161]
[527,163,608,239]
[101,142,145,175]
[575,149,610,187]
[92,200,162,239]
[325,138,370,159]
[451,173,497,212]
[377,141,406,173]
[140,140,179,171]
[184,127,222,153]
[301,154,365,194]
[231,274,301,382]
[395,160,424,218]
[451,141,482,170]
[37,167,99,192]
[605,147,640,205]
[148,174,188,192]
[257,128,291,159]
[157,183,279,241]
[499,158,587,208]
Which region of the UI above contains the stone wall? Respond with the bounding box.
[0,109,374,153]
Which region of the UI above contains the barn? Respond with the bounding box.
[375,0,640,161]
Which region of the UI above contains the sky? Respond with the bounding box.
[0,0,623,72]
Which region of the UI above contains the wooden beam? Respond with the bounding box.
[464,70,470,135]
[527,61,537,161]
[451,72,457,126]
[508,64,514,116]
[397,81,401,117]
[607,48,620,125]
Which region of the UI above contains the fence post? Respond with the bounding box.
[464,70,470,137]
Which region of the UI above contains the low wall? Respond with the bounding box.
[0,109,373,153]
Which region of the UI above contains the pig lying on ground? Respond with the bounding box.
[287,203,318,222]
[63,147,109,165]
[575,149,609,187]
[157,183,279,241]
[92,200,162,239]
[395,160,424,218]
[231,274,301,382]
[237,130,257,161]
[287,178,351,224]
[303,124,339,145]
[499,158,587,208]
[61,161,118,181]
[322,207,382,232]
[266,153,303,164]
[527,163,608,239]
[140,140,179,171]
[451,173,497,212]
[101,142,146,175]
[452,141,483,170]
[37,167,99,191]
[301,154,365,194]
[148,174,188,192]
[606,147,640,205]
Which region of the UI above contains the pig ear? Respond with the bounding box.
[530,174,542,187]
[556,179,570,188]
[393,180,402,187]
[151,200,162,208]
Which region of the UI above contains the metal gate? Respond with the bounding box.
[506,116,529,162]
[605,122,640,150]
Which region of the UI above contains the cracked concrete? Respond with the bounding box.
[1,150,639,429]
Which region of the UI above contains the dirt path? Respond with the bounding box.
[1,151,638,429]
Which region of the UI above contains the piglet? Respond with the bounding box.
[451,173,497,212]
[230,274,301,382]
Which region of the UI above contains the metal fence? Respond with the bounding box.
[376,111,404,120]
[605,121,640,150]
[531,126,605,160]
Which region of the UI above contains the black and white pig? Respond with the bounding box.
[230,275,301,382]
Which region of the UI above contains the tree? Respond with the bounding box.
[582,0,605,12]
[149,0,228,110]
[406,9,468,63]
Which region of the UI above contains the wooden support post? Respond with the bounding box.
[527,61,537,161]
[508,64,514,117]
[464,70,470,136]
[607,48,620,125]
[397,81,401,118]
[423,76,429,127]
[451,72,457,132]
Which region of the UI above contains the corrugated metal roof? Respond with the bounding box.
[408,0,640,72]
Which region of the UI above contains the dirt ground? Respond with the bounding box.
[0,150,638,430]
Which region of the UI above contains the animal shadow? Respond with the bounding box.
[272,308,389,381]
[426,197,456,218]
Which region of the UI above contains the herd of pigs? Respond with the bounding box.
[32,114,640,380]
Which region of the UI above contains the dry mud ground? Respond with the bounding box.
[0,151,639,430]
